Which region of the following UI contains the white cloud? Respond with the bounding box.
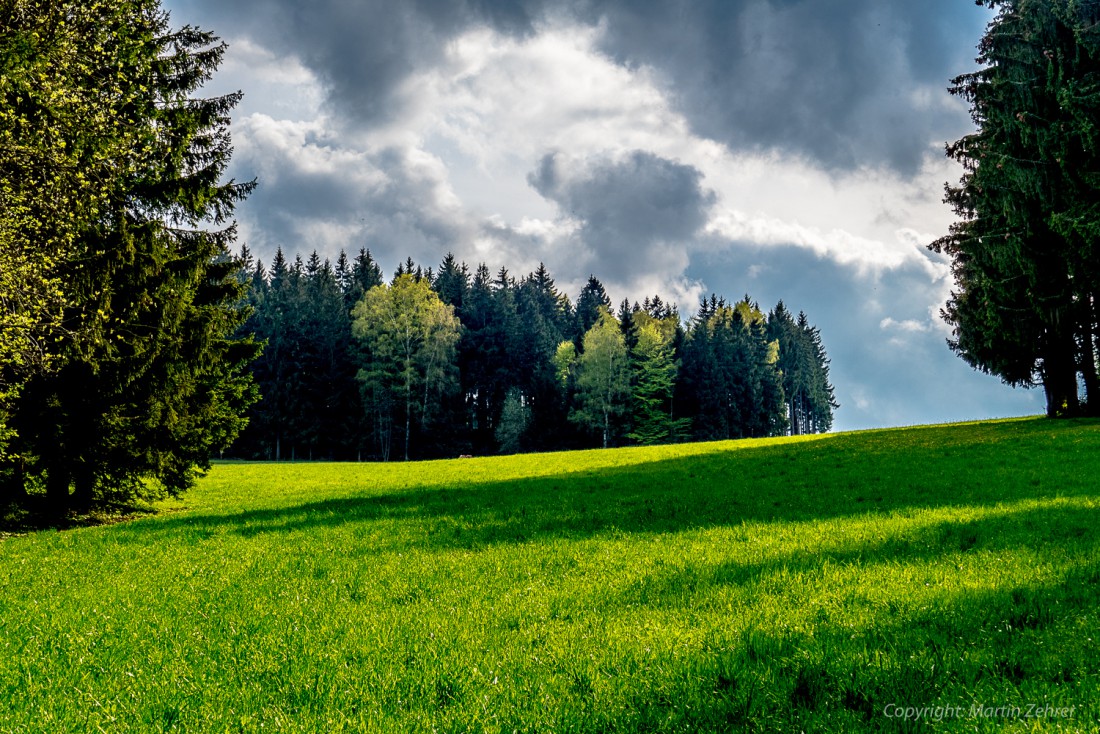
[705,208,949,280]
[223,21,963,307]
[880,317,933,333]
[154,0,1046,432]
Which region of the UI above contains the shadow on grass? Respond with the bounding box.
[608,501,1098,608]
[119,418,1100,553]
[0,494,160,534]
[599,566,1100,733]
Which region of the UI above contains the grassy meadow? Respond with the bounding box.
[1,417,1099,732]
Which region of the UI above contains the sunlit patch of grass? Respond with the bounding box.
[1,416,1098,731]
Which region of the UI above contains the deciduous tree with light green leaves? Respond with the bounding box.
[570,307,631,449]
[0,0,142,453]
[352,274,461,461]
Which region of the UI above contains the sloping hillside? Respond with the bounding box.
[1,418,1097,732]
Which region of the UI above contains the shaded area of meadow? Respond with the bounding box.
[0,417,1098,732]
[129,417,1096,550]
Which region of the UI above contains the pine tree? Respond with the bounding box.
[5,5,258,513]
[934,0,1100,415]
[575,275,612,348]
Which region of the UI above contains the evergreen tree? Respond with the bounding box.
[516,265,573,449]
[768,301,837,434]
[455,264,510,453]
[934,0,1100,415]
[628,318,691,445]
[575,275,612,348]
[617,298,640,353]
[680,296,786,441]
[334,250,353,295]
[434,253,469,310]
[0,0,146,438]
[298,254,357,459]
[249,248,297,459]
[4,5,258,513]
[346,248,384,309]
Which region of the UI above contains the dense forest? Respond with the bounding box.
[230,247,837,461]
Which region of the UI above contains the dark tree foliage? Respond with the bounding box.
[574,275,612,348]
[233,246,388,461]
[434,253,469,310]
[514,267,575,450]
[617,298,640,353]
[768,302,838,434]
[456,264,513,453]
[232,256,835,459]
[933,0,1100,416]
[1,3,258,515]
[678,297,788,441]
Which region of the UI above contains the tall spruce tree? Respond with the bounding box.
[456,264,511,452]
[3,3,257,514]
[515,265,573,449]
[628,315,690,445]
[768,301,837,434]
[298,253,357,459]
[934,0,1100,415]
[574,275,612,348]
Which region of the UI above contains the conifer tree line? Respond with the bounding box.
[231,248,837,461]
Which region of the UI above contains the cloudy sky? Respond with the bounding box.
[163,0,1044,431]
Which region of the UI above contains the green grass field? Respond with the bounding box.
[1,417,1098,732]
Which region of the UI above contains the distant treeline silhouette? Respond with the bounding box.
[230,247,836,461]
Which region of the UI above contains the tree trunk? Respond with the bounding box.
[1042,320,1079,417]
[72,466,95,514]
[1082,293,1100,415]
[0,459,27,506]
[46,467,71,518]
[790,392,801,436]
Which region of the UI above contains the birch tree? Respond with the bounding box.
[351,274,460,460]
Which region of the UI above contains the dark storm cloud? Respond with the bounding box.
[169,0,542,127]
[230,119,468,263]
[529,150,715,278]
[577,0,990,173]
[169,0,989,173]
